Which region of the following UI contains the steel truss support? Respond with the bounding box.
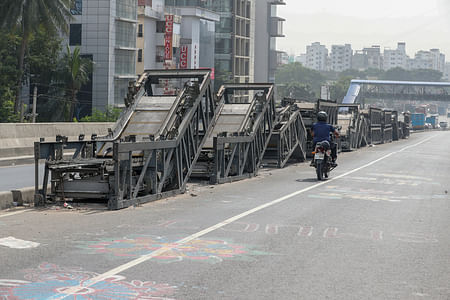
[34,69,221,210]
[211,84,277,184]
[264,100,307,168]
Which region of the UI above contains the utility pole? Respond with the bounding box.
[32,85,37,123]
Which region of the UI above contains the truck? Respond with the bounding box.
[411,113,426,130]
[425,115,439,129]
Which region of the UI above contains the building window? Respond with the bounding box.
[138,49,143,62]
[138,24,143,37]
[69,24,82,46]
[156,21,165,33]
[71,0,82,15]
[117,0,137,20]
[116,21,136,48]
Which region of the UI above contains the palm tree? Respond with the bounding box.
[58,45,93,121]
[0,0,73,115]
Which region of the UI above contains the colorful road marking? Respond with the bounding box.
[0,263,176,300]
[79,236,271,264]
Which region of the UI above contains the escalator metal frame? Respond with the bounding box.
[34,69,220,209]
[211,84,277,184]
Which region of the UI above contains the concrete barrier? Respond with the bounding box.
[0,191,13,210]
[0,122,113,159]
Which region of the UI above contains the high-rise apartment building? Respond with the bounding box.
[68,0,138,115]
[305,42,328,71]
[330,44,352,72]
[383,42,408,70]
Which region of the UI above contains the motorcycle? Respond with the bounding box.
[312,140,335,181]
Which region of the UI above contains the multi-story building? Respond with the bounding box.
[254,0,285,83]
[407,48,445,73]
[443,62,450,81]
[409,50,434,70]
[430,48,445,73]
[364,45,382,69]
[165,0,257,91]
[383,42,409,70]
[305,42,328,71]
[330,44,352,72]
[68,0,138,115]
[137,1,218,75]
[352,46,382,71]
[167,6,219,70]
[136,0,164,74]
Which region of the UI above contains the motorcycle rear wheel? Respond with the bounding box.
[316,161,323,181]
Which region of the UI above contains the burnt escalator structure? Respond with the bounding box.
[338,104,369,151]
[263,98,307,168]
[193,84,277,184]
[34,69,220,209]
[295,99,340,157]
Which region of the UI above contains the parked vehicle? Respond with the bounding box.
[425,115,439,129]
[312,141,335,181]
[411,113,426,130]
[440,121,448,130]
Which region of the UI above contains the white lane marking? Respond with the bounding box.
[0,209,32,219]
[58,135,437,298]
[0,237,40,249]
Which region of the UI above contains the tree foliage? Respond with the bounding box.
[79,106,122,122]
[56,46,93,121]
[382,67,442,82]
[0,30,20,122]
[0,0,72,114]
[275,63,326,100]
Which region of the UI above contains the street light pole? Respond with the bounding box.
[32,85,37,123]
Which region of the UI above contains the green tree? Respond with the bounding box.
[382,67,442,82]
[278,82,315,100]
[275,63,326,99]
[57,45,93,121]
[0,87,19,122]
[330,76,353,102]
[0,30,21,122]
[79,106,122,122]
[0,0,72,115]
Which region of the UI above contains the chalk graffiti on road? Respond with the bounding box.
[79,236,271,264]
[0,263,176,300]
[155,220,441,244]
[0,236,40,249]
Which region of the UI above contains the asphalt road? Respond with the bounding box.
[0,131,449,299]
[0,164,44,191]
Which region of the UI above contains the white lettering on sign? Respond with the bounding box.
[180,45,188,69]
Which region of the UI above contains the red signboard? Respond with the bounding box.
[164,15,174,61]
[180,45,188,69]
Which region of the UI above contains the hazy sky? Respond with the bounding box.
[278,0,450,56]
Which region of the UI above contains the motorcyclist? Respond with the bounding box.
[310,111,339,167]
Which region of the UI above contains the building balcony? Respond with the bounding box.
[269,0,286,5]
[270,17,285,37]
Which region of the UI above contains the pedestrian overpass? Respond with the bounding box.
[343,80,450,104]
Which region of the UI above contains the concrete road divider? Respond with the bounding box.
[0,191,13,210]
[1,186,51,210]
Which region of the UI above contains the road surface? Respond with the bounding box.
[0,131,449,299]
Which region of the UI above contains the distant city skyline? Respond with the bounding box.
[278,0,450,56]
